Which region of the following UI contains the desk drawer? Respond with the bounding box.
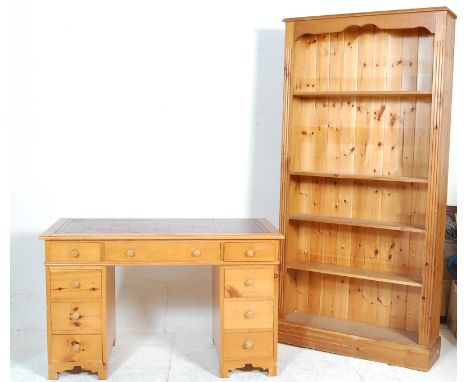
[104,241,220,263]
[223,242,276,262]
[50,269,101,300]
[49,242,101,263]
[51,334,102,363]
[224,331,273,360]
[51,302,102,332]
[224,300,274,330]
[224,267,275,299]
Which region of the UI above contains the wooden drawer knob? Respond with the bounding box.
[70,249,79,258]
[244,278,255,287]
[191,249,201,257]
[71,279,80,288]
[245,249,255,257]
[126,249,135,257]
[243,310,254,319]
[71,341,81,353]
[71,310,81,320]
[243,340,253,350]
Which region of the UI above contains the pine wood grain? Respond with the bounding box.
[278,7,455,370]
[42,220,281,379]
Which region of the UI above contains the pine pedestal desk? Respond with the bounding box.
[40,218,283,379]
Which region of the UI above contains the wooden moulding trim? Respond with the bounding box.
[44,261,280,266]
[287,260,423,287]
[419,10,453,345]
[38,218,284,240]
[294,17,435,41]
[289,10,443,40]
[289,213,426,233]
[39,234,284,241]
[278,24,294,318]
[283,7,456,22]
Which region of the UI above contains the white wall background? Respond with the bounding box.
[11,0,462,334]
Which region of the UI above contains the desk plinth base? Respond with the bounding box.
[48,363,107,380]
[220,359,277,378]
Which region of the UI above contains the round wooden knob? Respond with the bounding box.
[244,278,255,287]
[245,249,255,257]
[243,310,254,319]
[71,311,81,320]
[70,249,79,258]
[71,279,80,288]
[126,249,135,257]
[243,340,253,350]
[71,342,81,353]
[192,249,201,257]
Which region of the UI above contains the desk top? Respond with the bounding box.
[40,218,283,240]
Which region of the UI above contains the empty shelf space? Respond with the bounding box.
[292,90,432,98]
[289,170,428,184]
[281,311,419,346]
[289,213,425,233]
[287,260,422,287]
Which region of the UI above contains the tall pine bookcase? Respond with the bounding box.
[278,7,456,370]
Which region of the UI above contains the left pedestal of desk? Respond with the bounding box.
[45,259,116,380]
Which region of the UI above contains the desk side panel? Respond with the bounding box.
[103,266,116,366]
[212,266,222,368]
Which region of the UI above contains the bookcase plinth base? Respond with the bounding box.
[278,318,441,371]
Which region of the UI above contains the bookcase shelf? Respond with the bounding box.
[281,311,419,346]
[289,170,429,184]
[293,90,432,98]
[287,260,422,287]
[289,213,425,233]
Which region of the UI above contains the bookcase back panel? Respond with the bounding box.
[288,177,427,226]
[286,220,422,330]
[292,27,434,92]
[289,97,431,178]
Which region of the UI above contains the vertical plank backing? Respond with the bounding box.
[284,223,299,315]
[297,35,318,172]
[293,34,318,92]
[377,29,404,328]
[289,98,302,171]
[414,30,434,176]
[296,221,311,311]
[363,29,387,325]
[391,29,419,329]
[323,32,345,318]
[337,26,359,320]
[306,32,330,317]
[308,222,325,314]
[407,29,435,332]
[316,33,331,91]
[355,26,375,324]
[342,26,362,322]
[295,89,313,313]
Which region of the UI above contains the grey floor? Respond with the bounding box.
[11,326,456,382]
